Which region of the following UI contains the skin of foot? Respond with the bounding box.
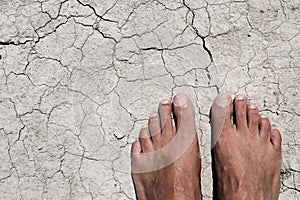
[131,93,202,200]
[211,94,282,200]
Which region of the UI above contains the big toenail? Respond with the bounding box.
[216,94,230,108]
[174,95,188,108]
[161,99,170,105]
[236,95,245,101]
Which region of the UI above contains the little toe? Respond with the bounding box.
[139,126,154,153]
[158,99,173,140]
[270,127,282,151]
[247,104,259,133]
[131,139,142,153]
[148,112,162,148]
[234,94,248,130]
[259,114,271,139]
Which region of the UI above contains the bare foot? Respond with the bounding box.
[210,94,282,200]
[131,93,202,200]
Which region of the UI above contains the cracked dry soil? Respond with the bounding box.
[0,0,299,199]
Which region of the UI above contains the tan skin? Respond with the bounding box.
[211,94,282,200]
[131,93,282,200]
[131,94,202,200]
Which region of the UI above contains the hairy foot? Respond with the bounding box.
[210,94,282,200]
[131,93,202,200]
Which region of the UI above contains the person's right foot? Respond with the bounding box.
[210,94,282,200]
[131,93,202,200]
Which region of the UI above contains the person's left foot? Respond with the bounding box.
[131,93,202,200]
[210,94,282,200]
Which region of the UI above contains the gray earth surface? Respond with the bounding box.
[0,0,299,199]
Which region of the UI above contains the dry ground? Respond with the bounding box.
[0,0,299,199]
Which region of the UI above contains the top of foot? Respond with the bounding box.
[131,93,202,200]
[211,94,282,200]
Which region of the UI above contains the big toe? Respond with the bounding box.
[173,93,196,132]
[210,93,233,148]
[172,93,198,157]
[211,93,233,130]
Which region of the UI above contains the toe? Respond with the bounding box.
[270,127,282,151]
[234,94,248,130]
[211,93,233,131]
[148,112,162,148]
[139,126,154,153]
[158,99,173,140]
[247,104,259,133]
[173,93,196,132]
[172,125,176,136]
[131,139,142,153]
[210,93,233,148]
[259,114,271,139]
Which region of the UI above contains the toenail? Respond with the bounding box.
[150,113,158,118]
[260,114,268,118]
[174,95,188,108]
[215,93,230,108]
[142,124,148,129]
[236,95,245,101]
[161,99,171,105]
[248,104,257,109]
